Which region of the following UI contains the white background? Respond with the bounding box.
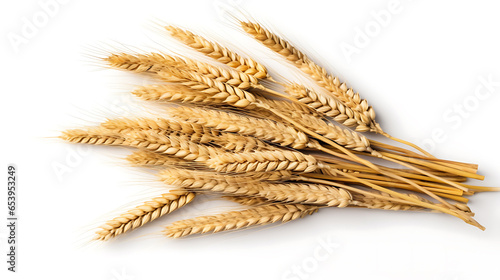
[1,0,500,279]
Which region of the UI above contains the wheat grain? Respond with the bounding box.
[164,204,317,238]
[95,191,195,241]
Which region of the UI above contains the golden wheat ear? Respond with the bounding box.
[95,191,195,241]
[164,204,318,238]
[164,25,269,79]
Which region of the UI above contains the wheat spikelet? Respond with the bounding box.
[208,150,319,173]
[168,106,310,149]
[164,204,317,238]
[240,21,377,128]
[95,191,195,241]
[165,25,269,79]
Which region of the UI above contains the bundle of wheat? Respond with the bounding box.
[61,18,498,240]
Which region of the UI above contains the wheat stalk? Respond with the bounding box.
[165,25,269,79]
[164,204,317,238]
[95,191,195,241]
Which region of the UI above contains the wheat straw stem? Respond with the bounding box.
[302,173,483,229]
[380,152,483,180]
[315,155,468,184]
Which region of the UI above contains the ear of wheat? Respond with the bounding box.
[165,25,269,79]
[164,204,318,238]
[95,191,195,241]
